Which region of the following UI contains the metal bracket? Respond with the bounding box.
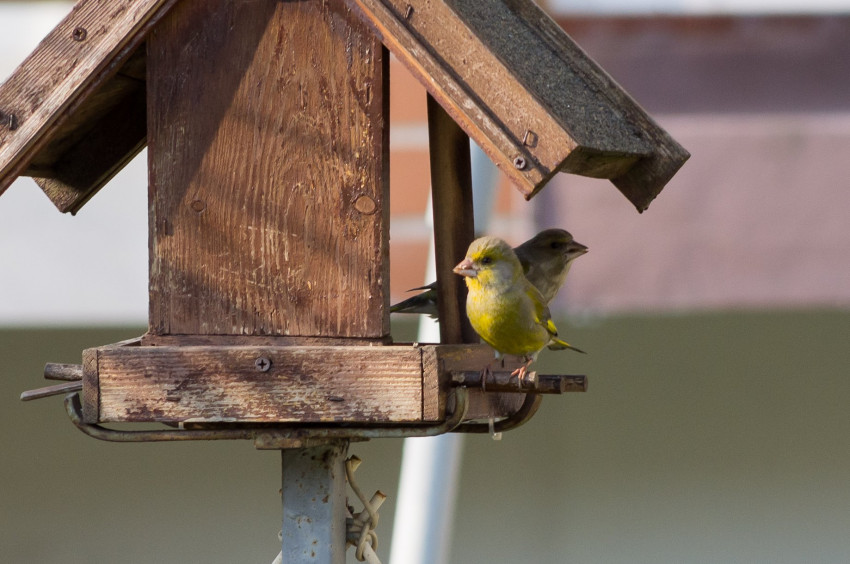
[453,392,543,434]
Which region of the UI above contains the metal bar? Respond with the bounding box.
[64,394,256,442]
[281,442,349,564]
[454,392,543,434]
[451,371,588,394]
[21,381,82,401]
[252,388,469,448]
[62,389,469,443]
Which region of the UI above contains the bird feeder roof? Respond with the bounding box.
[0,0,687,214]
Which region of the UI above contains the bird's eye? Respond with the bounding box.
[481,256,493,265]
[550,242,563,249]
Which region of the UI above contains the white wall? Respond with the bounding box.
[0,2,148,325]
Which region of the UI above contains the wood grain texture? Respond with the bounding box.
[427,95,477,345]
[148,0,389,338]
[93,345,425,423]
[347,0,689,210]
[81,347,99,424]
[83,342,539,425]
[0,0,178,202]
[495,0,691,211]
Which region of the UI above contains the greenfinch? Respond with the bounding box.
[453,236,584,379]
[390,228,588,317]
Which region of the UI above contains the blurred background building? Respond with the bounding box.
[2,1,849,563]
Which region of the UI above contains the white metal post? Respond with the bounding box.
[389,142,497,564]
[281,441,350,564]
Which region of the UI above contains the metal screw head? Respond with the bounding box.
[254,357,271,372]
[0,110,18,131]
[72,27,88,42]
[513,155,527,170]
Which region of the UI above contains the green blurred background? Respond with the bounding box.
[4,311,849,563]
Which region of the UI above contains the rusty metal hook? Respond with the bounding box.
[452,392,543,434]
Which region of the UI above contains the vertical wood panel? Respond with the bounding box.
[148,0,388,338]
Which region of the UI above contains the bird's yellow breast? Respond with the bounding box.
[465,279,549,357]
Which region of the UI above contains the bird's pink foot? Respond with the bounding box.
[510,357,534,381]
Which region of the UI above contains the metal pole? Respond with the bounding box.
[281,441,349,564]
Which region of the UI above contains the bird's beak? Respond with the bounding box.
[453,258,477,278]
[566,240,588,260]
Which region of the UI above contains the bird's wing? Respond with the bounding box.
[525,284,558,337]
[527,282,587,354]
[389,283,439,317]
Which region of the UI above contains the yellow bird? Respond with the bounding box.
[453,236,584,379]
[391,228,588,317]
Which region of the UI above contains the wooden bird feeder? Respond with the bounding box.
[3,0,686,559]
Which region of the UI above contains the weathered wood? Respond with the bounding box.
[427,95,478,345]
[80,342,542,425]
[0,0,178,205]
[87,345,426,423]
[32,86,147,214]
[139,334,391,347]
[44,363,83,381]
[347,0,689,210]
[81,347,99,424]
[147,0,389,338]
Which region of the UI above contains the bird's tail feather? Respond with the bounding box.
[548,337,586,354]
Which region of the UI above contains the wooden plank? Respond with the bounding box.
[426,95,478,345]
[82,336,141,423]
[32,86,146,214]
[495,1,691,211]
[139,334,391,347]
[147,0,389,338]
[81,347,99,424]
[84,342,541,425]
[347,0,688,210]
[0,0,178,201]
[94,345,426,423]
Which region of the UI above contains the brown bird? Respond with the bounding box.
[390,228,588,318]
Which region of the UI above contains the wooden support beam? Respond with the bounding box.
[427,94,477,345]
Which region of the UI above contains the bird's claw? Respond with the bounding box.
[510,358,534,382]
[479,364,492,391]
